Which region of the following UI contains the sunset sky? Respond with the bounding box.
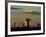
[11,5,41,12]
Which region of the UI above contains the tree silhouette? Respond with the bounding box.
[26,18,31,27]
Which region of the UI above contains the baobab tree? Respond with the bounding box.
[26,18,31,27]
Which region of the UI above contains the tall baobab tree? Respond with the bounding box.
[26,18,31,27]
